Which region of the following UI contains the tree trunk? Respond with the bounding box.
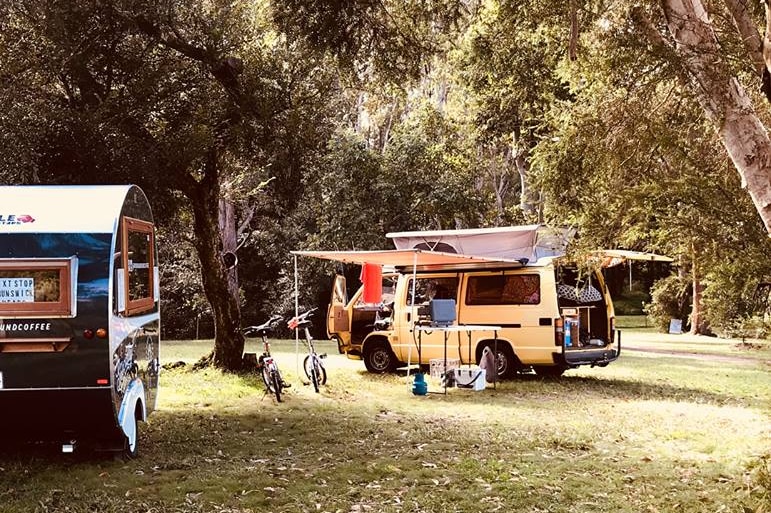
[183,155,244,371]
[511,129,537,218]
[660,0,771,235]
[689,241,709,335]
[219,197,239,299]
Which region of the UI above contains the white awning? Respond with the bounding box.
[595,249,674,268]
[386,224,572,262]
[291,249,528,270]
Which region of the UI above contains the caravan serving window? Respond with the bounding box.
[466,274,541,305]
[120,217,156,316]
[0,258,76,317]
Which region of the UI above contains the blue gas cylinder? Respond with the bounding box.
[565,319,572,347]
[412,372,428,395]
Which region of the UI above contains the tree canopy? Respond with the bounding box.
[2,0,771,358]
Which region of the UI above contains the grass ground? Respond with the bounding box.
[0,325,769,513]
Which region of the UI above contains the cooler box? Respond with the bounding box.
[453,367,486,391]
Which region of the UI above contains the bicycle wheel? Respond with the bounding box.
[271,368,283,402]
[303,354,326,391]
[314,356,327,385]
[262,362,283,402]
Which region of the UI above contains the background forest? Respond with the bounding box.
[2,0,771,366]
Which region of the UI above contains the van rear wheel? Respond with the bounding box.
[363,340,396,373]
[480,342,519,380]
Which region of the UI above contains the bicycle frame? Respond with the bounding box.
[288,308,327,392]
[244,315,285,402]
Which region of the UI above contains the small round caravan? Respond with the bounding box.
[0,185,159,456]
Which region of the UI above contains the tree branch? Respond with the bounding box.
[134,15,244,105]
[569,0,579,61]
[762,0,771,102]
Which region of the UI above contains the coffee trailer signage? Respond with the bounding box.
[0,185,159,456]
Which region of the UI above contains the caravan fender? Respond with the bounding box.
[118,379,146,439]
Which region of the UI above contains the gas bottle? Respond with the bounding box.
[412,372,428,395]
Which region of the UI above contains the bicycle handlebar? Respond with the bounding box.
[243,314,283,336]
[287,307,318,330]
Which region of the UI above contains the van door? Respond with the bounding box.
[327,274,351,348]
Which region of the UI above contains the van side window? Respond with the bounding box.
[117,217,156,316]
[466,274,541,305]
[406,277,458,305]
[0,258,76,317]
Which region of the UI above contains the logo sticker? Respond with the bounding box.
[0,215,35,225]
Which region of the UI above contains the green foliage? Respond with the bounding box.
[645,274,692,333]
[4,0,771,345]
[612,287,650,315]
[272,0,469,84]
[702,261,771,339]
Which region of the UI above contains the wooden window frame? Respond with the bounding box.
[122,216,156,316]
[0,258,74,317]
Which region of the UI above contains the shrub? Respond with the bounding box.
[702,262,771,338]
[645,274,691,332]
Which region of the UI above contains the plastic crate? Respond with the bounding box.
[429,358,460,378]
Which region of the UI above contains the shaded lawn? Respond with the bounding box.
[0,335,769,513]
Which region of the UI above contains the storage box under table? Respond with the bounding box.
[429,358,460,378]
[453,367,486,391]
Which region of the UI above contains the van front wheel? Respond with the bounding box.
[363,341,396,373]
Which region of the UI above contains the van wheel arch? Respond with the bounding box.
[476,340,520,380]
[363,337,397,373]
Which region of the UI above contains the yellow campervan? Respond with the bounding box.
[296,225,669,378]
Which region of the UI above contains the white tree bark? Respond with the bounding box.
[724,0,765,76]
[661,0,771,234]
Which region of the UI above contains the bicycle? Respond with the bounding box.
[243,314,288,402]
[287,307,327,393]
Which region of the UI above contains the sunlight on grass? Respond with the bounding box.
[0,330,768,512]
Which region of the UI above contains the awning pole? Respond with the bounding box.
[294,254,300,374]
[408,251,418,384]
[629,261,632,292]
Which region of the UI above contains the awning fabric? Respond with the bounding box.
[386,224,572,263]
[291,249,527,270]
[594,249,674,268]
